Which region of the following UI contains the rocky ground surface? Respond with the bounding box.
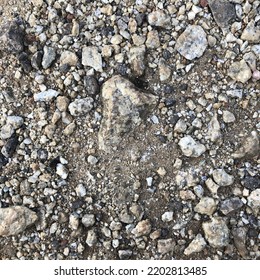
[0,0,259,260]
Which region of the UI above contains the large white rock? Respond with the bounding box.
[178,136,206,157]
[34,89,59,102]
[82,46,103,72]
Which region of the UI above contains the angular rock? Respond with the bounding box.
[128,46,146,76]
[247,189,260,214]
[157,238,175,254]
[98,75,157,152]
[147,10,171,29]
[31,51,43,70]
[184,234,207,255]
[242,176,259,191]
[84,76,100,95]
[205,178,220,195]
[212,169,234,186]
[60,50,78,66]
[194,197,217,215]
[82,46,103,72]
[82,214,95,228]
[232,131,259,159]
[0,124,14,140]
[68,97,94,116]
[241,20,260,43]
[18,52,32,73]
[207,113,222,142]
[86,229,97,247]
[208,0,236,28]
[202,217,229,248]
[42,46,56,69]
[6,116,24,129]
[232,227,248,258]
[132,219,151,237]
[175,25,207,60]
[227,60,252,83]
[1,133,19,158]
[159,58,172,82]
[118,250,133,260]
[146,30,160,49]
[0,206,37,236]
[34,89,59,102]
[56,163,68,179]
[178,136,206,157]
[220,197,243,215]
[222,110,235,123]
[0,153,9,169]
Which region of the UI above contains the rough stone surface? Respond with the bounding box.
[184,234,207,255]
[68,97,94,116]
[82,214,95,228]
[42,46,56,69]
[178,136,206,157]
[202,217,229,248]
[98,75,157,152]
[82,46,103,72]
[247,189,260,214]
[194,197,217,215]
[207,113,222,142]
[227,60,252,83]
[241,20,260,43]
[0,206,37,236]
[220,197,243,215]
[131,219,151,237]
[175,25,208,60]
[212,169,234,186]
[128,46,146,76]
[157,238,175,254]
[34,89,59,102]
[60,51,78,66]
[147,10,171,29]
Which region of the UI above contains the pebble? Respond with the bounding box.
[34,89,59,102]
[227,60,252,83]
[222,110,235,123]
[31,51,43,70]
[207,113,222,143]
[64,122,76,136]
[157,239,175,254]
[118,250,133,260]
[0,153,8,168]
[60,51,78,66]
[178,136,206,157]
[0,124,14,140]
[212,169,234,187]
[98,75,157,152]
[82,214,95,228]
[84,76,100,95]
[128,46,146,76]
[147,10,171,29]
[1,134,19,158]
[161,211,173,222]
[86,229,97,247]
[242,176,259,191]
[87,155,98,165]
[202,217,229,248]
[131,219,151,237]
[194,197,217,215]
[247,189,260,214]
[158,59,172,81]
[184,234,207,256]
[82,46,103,72]
[205,178,220,195]
[6,116,24,129]
[220,197,243,215]
[232,227,248,258]
[0,206,37,236]
[69,214,79,230]
[56,163,69,179]
[175,25,208,60]
[42,46,56,69]
[146,30,160,49]
[68,97,94,116]
[241,20,260,43]
[75,184,87,197]
[56,96,70,112]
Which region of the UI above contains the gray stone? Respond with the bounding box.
[157,238,175,254]
[82,214,95,228]
[118,250,133,260]
[205,178,220,195]
[232,131,259,159]
[227,60,252,83]
[147,10,171,29]
[207,113,222,142]
[68,97,94,116]
[86,229,97,247]
[146,30,160,49]
[242,176,259,191]
[176,25,207,60]
[42,46,56,69]
[220,197,243,215]
[247,189,260,214]
[128,46,146,76]
[84,76,100,95]
[60,51,78,66]
[82,46,103,72]
[178,136,206,157]
[0,124,15,140]
[158,59,172,81]
[87,155,98,165]
[34,89,59,102]
[161,211,173,222]
[56,163,68,179]
[69,214,79,230]
[0,206,37,236]
[184,234,207,255]
[241,20,260,43]
[232,227,248,258]
[131,219,151,237]
[202,217,229,248]
[98,75,157,152]
[222,110,235,123]
[208,0,236,28]
[194,197,217,215]
[212,169,234,186]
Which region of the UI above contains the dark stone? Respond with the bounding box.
[131,77,148,90]
[49,156,60,169]
[165,98,176,107]
[7,21,25,53]
[1,134,19,158]
[71,199,84,209]
[59,63,71,73]
[37,149,48,163]
[0,153,8,168]
[101,26,115,36]
[156,135,167,143]
[31,51,43,70]
[0,176,7,183]
[220,197,243,215]
[135,13,146,26]
[117,63,128,76]
[160,228,169,238]
[232,227,247,258]
[169,114,180,125]
[164,84,175,95]
[179,83,188,91]
[84,76,100,95]
[162,50,171,60]
[18,52,32,73]
[208,0,236,28]
[242,176,259,191]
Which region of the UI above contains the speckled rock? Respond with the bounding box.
[147,10,171,29]
[212,169,234,186]
[42,46,56,69]
[68,97,94,116]
[227,60,252,83]
[157,238,175,254]
[34,89,59,102]
[178,136,206,157]
[247,189,260,214]
[241,20,260,43]
[184,234,207,255]
[194,197,217,215]
[82,46,103,72]
[220,197,243,215]
[60,51,78,66]
[131,219,151,237]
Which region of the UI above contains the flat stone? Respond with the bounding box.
[242,176,259,191]
[157,238,175,254]
[202,217,229,248]
[98,75,157,152]
[212,169,234,186]
[220,197,243,215]
[232,131,259,159]
[68,97,94,116]
[60,50,78,66]
[82,46,103,72]
[241,20,260,43]
[232,227,248,258]
[56,163,68,179]
[175,25,207,60]
[131,219,151,237]
[227,60,252,83]
[184,234,207,255]
[34,89,59,102]
[42,46,56,69]
[194,197,217,215]
[147,10,171,29]
[207,113,222,142]
[0,206,37,236]
[178,136,206,157]
[128,46,146,76]
[208,0,236,28]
